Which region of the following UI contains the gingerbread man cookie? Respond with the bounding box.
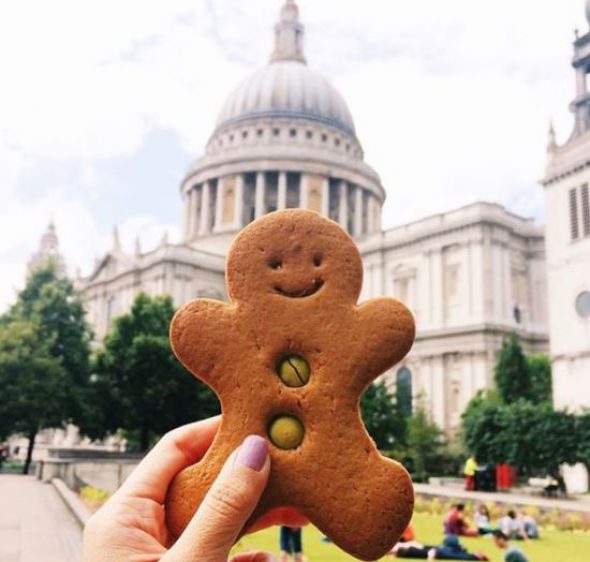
[166,209,415,560]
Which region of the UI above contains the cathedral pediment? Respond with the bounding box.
[87,251,136,283]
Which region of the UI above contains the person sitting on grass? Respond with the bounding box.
[474,504,492,535]
[444,504,479,537]
[517,512,539,540]
[498,510,527,540]
[390,535,489,560]
[492,530,529,562]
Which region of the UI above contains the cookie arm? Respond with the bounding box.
[353,298,415,388]
[170,299,236,391]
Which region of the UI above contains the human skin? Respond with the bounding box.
[82,417,307,562]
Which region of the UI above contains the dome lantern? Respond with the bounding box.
[270,0,306,64]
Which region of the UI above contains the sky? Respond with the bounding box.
[0,0,587,311]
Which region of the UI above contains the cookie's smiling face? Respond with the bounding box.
[267,247,325,299]
[226,209,363,305]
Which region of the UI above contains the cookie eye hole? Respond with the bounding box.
[269,258,282,270]
[313,254,322,267]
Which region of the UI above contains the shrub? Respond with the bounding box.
[79,485,111,511]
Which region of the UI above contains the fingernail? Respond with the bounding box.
[237,435,268,472]
[257,554,277,562]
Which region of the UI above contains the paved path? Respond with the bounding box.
[0,474,82,562]
[414,482,590,513]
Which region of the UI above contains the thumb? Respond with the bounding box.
[165,435,270,562]
[230,553,277,562]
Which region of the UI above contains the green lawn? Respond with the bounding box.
[232,513,590,561]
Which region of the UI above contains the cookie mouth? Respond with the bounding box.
[274,279,324,298]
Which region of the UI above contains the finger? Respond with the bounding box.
[230,552,277,562]
[246,507,310,534]
[115,416,220,503]
[165,435,270,561]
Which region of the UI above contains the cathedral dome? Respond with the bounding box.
[215,61,356,136]
[181,0,385,249]
[214,0,355,137]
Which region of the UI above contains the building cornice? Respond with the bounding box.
[182,149,385,200]
[414,323,548,344]
[552,349,590,362]
[80,244,225,291]
[215,110,356,138]
[542,129,590,186]
[359,203,544,255]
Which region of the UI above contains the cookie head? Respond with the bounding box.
[226,210,363,305]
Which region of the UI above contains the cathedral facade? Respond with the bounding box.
[541,0,590,492]
[79,0,549,433]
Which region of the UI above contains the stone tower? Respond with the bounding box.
[541,0,590,492]
[28,220,67,277]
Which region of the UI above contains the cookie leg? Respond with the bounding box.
[308,454,414,561]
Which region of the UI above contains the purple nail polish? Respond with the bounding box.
[237,435,268,471]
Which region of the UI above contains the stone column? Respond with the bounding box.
[186,188,194,238]
[429,249,444,329]
[182,190,191,240]
[234,173,244,228]
[189,187,200,238]
[353,186,363,237]
[214,177,224,231]
[299,173,309,209]
[576,69,588,132]
[482,229,494,322]
[577,68,587,99]
[431,355,446,431]
[338,180,348,230]
[366,195,375,234]
[466,240,474,317]
[199,181,211,235]
[502,243,511,323]
[278,171,287,210]
[374,197,382,231]
[321,177,329,217]
[255,172,266,218]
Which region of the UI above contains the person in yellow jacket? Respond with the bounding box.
[464,456,478,491]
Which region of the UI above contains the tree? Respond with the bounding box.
[406,409,445,481]
[0,261,92,473]
[87,293,220,451]
[461,390,508,464]
[462,397,579,473]
[0,320,68,473]
[526,354,552,404]
[576,411,590,472]
[360,380,406,450]
[494,334,532,403]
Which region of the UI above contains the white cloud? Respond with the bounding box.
[115,215,181,257]
[0,0,588,310]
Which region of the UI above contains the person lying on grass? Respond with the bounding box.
[390,535,489,560]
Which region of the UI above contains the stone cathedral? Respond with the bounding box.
[79,0,549,434]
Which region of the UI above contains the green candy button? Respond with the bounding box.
[268,415,305,450]
[277,355,311,387]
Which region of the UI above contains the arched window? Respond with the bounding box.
[396,367,413,418]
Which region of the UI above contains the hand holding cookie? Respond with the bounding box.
[167,209,415,560]
[83,417,303,562]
